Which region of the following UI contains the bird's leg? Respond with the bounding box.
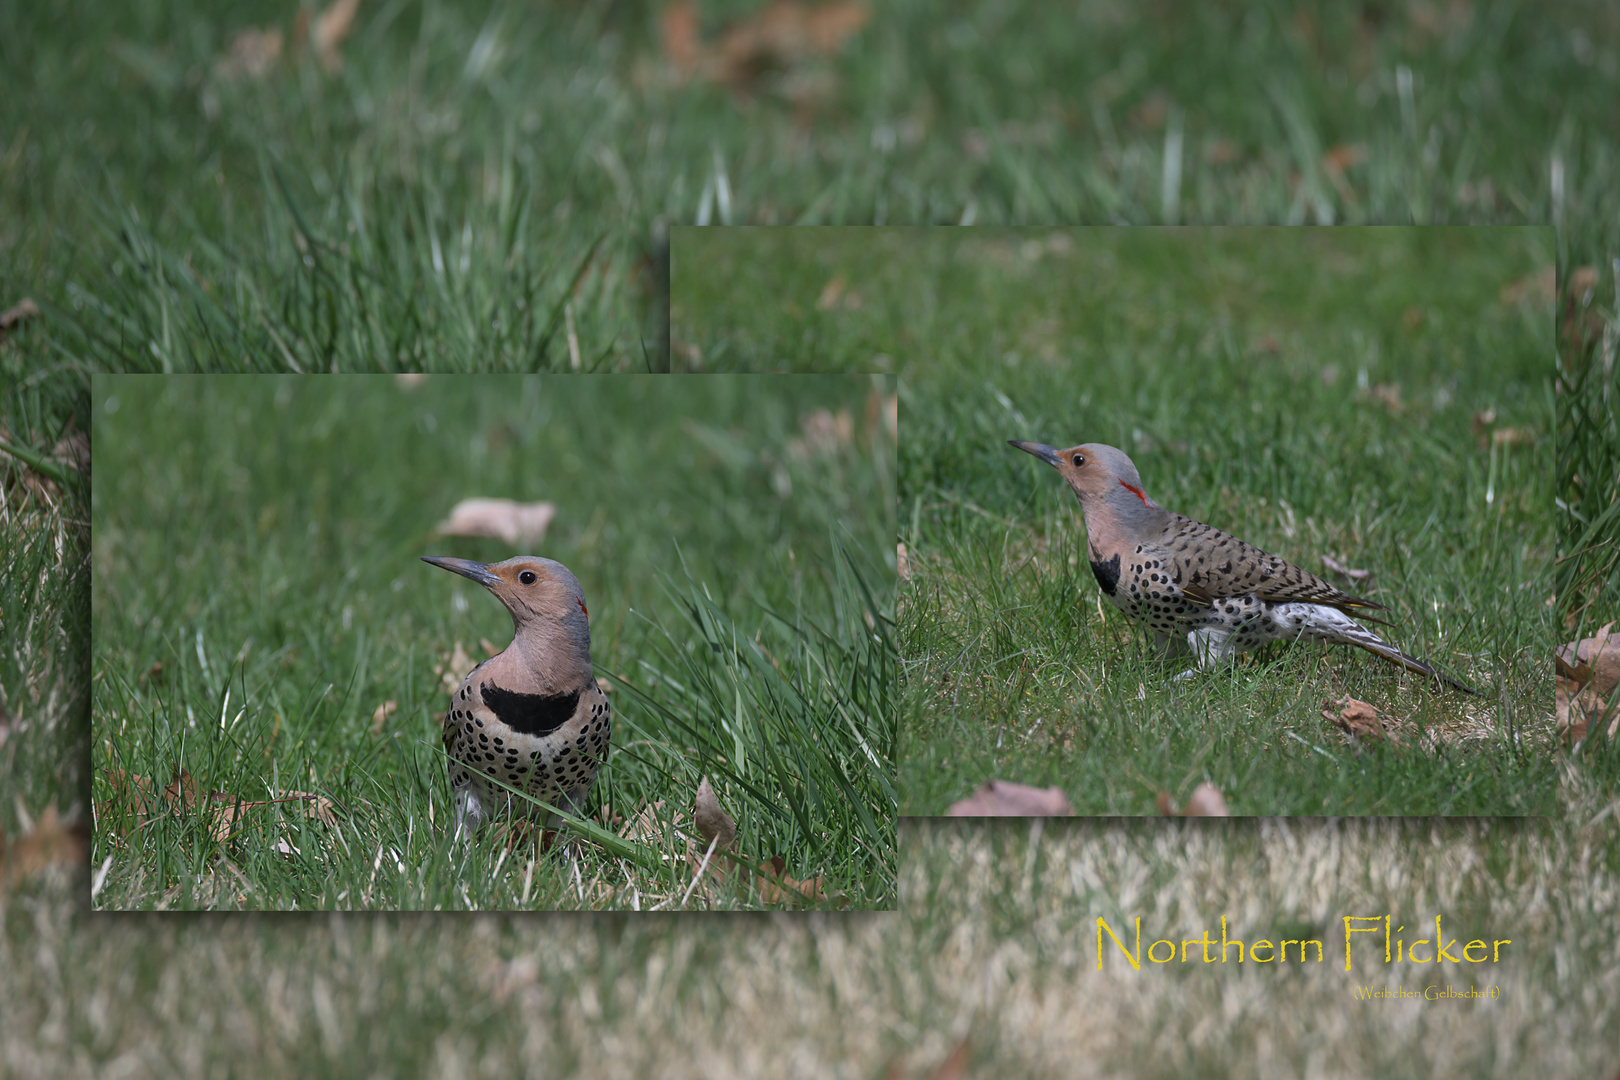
[1153,631,1189,658]
[1186,627,1234,669]
[453,788,488,838]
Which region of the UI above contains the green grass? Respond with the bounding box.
[677,225,1556,815]
[3,2,1615,376]
[0,373,90,837]
[90,374,896,909]
[4,0,1619,1073]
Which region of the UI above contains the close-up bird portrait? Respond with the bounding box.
[88,374,895,910]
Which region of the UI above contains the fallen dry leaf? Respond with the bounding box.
[435,497,556,546]
[1322,696,1400,743]
[1204,138,1241,166]
[946,780,1075,816]
[1363,382,1404,414]
[215,27,283,82]
[754,854,844,907]
[1156,782,1231,817]
[1322,143,1367,172]
[479,637,500,659]
[663,0,870,99]
[1,806,89,891]
[395,373,428,389]
[1320,554,1369,580]
[694,776,736,852]
[313,0,363,73]
[370,699,398,735]
[1491,427,1533,450]
[1555,622,1620,688]
[897,541,910,582]
[437,641,475,693]
[790,408,855,458]
[621,799,671,841]
[0,297,40,338]
[1556,623,1620,742]
[1497,266,1556,308]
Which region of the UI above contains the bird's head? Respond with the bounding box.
[1008,440,1164,521]
[421,555,591,641]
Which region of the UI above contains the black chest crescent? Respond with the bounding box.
[1090,553,1121,596]
[479,683,581,737]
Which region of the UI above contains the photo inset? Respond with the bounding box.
[674,225,1553,816]
[91,374,896,909]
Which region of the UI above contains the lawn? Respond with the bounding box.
[89,374,896,909]
[675,225,1555,815]
[3,0,1617,1074]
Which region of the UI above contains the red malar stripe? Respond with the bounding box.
[1119,480,1149,504]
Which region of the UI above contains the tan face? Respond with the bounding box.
[421,555,588,622]
[1008,441,1153,507]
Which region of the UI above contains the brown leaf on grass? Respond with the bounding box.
[99,768,155,836]
[1320,554,1369,580]
[98,767,334,843]
[661,1,704,74]
[1568,264,1600,300]
[436,641,475,693]
[754,854,845,907]
[1,806,89,891]
[1204,138,1241,166]
[897,541,910,582]
[1555,622,1620,688]
[370,699,398,735]
[1127,90,1171,131]
[1556,623,1620,742]
[1491,427,1534,450]
[395,373,428,389]
[0,297,39,338]
[1322,143,1367,173]
[817,275,862,310]
[694,775,736,852]
[621,799,670,840]
[215,27,284,82]
[946,780,1074,817]
[479,638,500,659]
[313,0,363,73]
[790,408,855,458]
[1497,266,1557,308]
[883,1037,974,1080]
[1322,696,1400,743]
[1156,782,1231,817]
[1362,383,1404,414]
[663,1,870,95]
[435,497,557,546]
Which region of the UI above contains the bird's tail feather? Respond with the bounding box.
[1340,624,1479,695]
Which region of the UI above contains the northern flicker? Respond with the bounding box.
[421,555,613,834]
[1008,441,1477,694]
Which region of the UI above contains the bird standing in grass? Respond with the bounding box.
[421,555,613,835]
[1008,441,1476,694]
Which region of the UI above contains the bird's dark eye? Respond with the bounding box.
[1072,454,1085,467]
[518,570,537,585]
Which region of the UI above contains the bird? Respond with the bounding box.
[1007,441,1477,694]
[420,555,613,835]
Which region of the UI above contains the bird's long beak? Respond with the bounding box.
[1008,440,1061,467]
[421,556,501,587]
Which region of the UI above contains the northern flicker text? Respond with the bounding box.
[1096,916,1510,974]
